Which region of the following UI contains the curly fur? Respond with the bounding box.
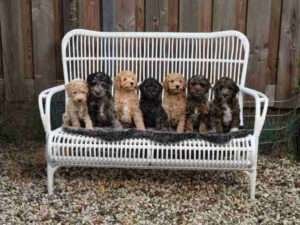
[162,73,186,133]
[114,70,145,130]
[63,80,93,129]
[210,77,240,133]
[139,78,169,130]
[87,72,122,128]
[185,75,211,133]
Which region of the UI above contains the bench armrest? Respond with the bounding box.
[38,85,65,135]
[239,86,269,138]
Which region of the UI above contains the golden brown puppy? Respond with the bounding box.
[63,80,93,129]
[114,70,145,130]
[162,73,187,133]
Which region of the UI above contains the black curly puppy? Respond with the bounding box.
[185,75,211,133]
[139,78,169,130]
[87,72,122,128]
[210,77,240,133]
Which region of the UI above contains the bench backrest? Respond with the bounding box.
[62,29,249,98]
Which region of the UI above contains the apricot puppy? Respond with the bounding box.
[162,73,187,133]
[63,80,93,129]
[114,70,145,130]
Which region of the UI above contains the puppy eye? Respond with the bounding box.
[73,91,77,95]
[179,80,183,83]
[171,80,174,83]
[123,78,127,81]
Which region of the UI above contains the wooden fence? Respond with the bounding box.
[0,0,300,108]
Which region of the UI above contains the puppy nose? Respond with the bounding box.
[130,82,134,86]
[195,85,202,90]
[176,85,180,89]
[77,99,82,103]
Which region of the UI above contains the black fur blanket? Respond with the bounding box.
[63,127,251,145]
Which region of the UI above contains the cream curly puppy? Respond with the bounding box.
[63,80,93,129]
[163,73,187,133]
[114,70,145,130]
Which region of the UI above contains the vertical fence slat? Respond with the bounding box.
[115,0,136,31]
[179,0,212,32]
[213,0,247,32]
[276,0,300,101]
[79,0,101,30]
[53,0,63,81]
[21,0,33,79]
[266,0,282,104]
[168,0,179,32]
[246,0,272,92]
[0,23,3,103]
[135,0,145,31]
[102,0,115,31]
[32,0,58,93]
[0,0,34,102]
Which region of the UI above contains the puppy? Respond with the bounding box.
[63,80,93,129]
[185,75,211,133]
[210,77,240,133]
[139,78,169,130]
[114,70,145,130]
[87,72,122,128]
[162,73,186,133]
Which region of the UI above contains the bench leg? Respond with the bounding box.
[248,170,257,200]
[47,163,59,195]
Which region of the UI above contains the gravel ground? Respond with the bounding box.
[0,143,299,225]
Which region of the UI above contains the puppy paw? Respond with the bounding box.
[86,125,93,129]
[230,127,239,132]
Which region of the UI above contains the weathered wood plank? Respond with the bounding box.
[0,23,3,80]
[0,0,34,102]
[179,0,212,32]
[167,0,179,31]
[54,0,63,81]
[266,0,282,103]
[0,79,4,104]
[276,0,300,100]
[135,0,145,31]
[79,0,101,30]
[62,0,79,33]
[246,0,272,92]
[32,0,58,94]
[115,0,136,31]
[21,0,33,79]
[102,0,115,31]
[0,20,3,103]
[213,0,247,32]
[145,0,167,31]
[145,0,179,31]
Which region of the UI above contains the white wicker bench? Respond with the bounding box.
[39,29,268,199]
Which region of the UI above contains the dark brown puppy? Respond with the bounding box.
[210,77,240,133]
[87,72,122,128]
[185,75,211,133]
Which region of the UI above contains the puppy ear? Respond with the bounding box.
[114,75,121,90]
[212,82,220,93]
[182,79,186,92]
[65,83,72,96]
[83,82,89,93]
[163,79,169,91]
[107,75,113,86]
[134,77,138,89]
[233,82,239,95]
[87,73,95,84]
